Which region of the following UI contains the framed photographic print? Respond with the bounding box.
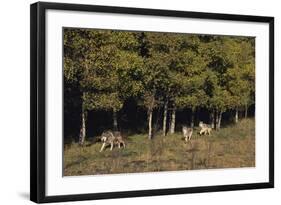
[30,1,274,203]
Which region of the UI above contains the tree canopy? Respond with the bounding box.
[64,28,255,143]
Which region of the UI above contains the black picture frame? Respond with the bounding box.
[30,1,274,203]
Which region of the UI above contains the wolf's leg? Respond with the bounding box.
[188,132,192,140]
[100,143,106,152]
[110,142,114,150]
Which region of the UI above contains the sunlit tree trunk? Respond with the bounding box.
[79,108,86,145]
[170,107,176,134]
[212,110,217,130]
[235,108,239,123]
[217,111,222,130]
[148,109,153,139]
[210,111,215,129]
[113,110,118,131]
[162,101,168,136]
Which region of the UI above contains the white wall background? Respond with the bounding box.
[0,0,278,204]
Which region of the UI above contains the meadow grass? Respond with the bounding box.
[64,118,255,176]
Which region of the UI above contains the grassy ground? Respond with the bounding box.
[64,118,255,176]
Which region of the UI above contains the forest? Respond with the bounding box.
[63,28,255,145]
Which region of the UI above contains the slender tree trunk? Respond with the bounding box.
[217,111,222,130]
[169,112,172,131]
[245,104,248,118]
[210,111,215,129]
[215,112,218,130]
[235,108,239,123]
[79,108,86,145]
[163,101,168,136]
[190,109,195,128]
[170,107,176,134]
[213,110,217,130]
[113,110,118,131]
[148,109,153,139]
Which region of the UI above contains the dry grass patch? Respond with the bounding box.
[64,118,255,176]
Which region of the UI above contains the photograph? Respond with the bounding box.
[30,1,274,202]
[63,28,256,176]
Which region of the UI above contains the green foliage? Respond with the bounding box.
[200,36,255,113]
[64,28,145,113]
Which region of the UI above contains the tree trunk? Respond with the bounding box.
[79,109,86,145]
[245,105,248,118]
[148,110,153,139]
[190,109,195,128]
[217,111,222,130]
[213,110,217,130]
[170,107,176,134]
[113,110,118,131]
[163,101,168,136]
[235,108,239,123]
[210,111,215,129]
